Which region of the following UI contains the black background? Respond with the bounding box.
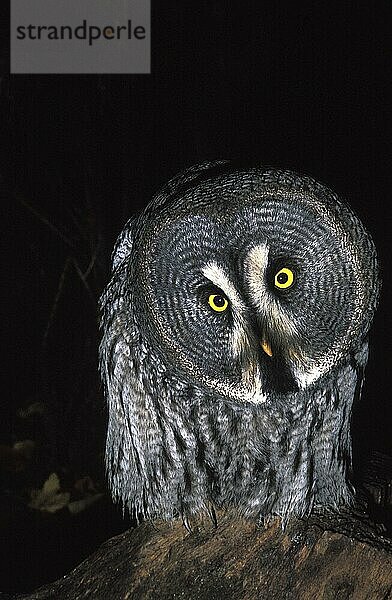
[1,2,392,593]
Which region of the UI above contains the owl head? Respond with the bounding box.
[109,161,379,405]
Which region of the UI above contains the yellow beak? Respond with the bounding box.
[261,340,273,357]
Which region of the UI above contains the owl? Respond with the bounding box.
[99,161,380,524]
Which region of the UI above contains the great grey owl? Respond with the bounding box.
[100,161,380,524]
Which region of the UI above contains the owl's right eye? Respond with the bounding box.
[208,294,229,312]
[274,267,295,289]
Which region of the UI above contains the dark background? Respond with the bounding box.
[1,2,391,594]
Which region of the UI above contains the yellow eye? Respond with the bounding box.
[208,294,228,312]
[274,267,294,289]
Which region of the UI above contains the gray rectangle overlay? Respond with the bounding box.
[11,0,150,74]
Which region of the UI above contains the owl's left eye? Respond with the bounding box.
[208,294,229,312]
[274,267,295,289]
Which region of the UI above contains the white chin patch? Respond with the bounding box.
[243,389,268,405]
[241,378,267,405]
[210,367,267,405]
[292,361,327,389]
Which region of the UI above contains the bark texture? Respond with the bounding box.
[20,508,392,600]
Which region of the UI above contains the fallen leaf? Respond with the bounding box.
[29,473,71,513]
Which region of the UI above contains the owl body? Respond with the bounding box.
[100,163,379,522]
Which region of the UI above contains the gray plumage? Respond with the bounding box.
[99,161,380,523]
